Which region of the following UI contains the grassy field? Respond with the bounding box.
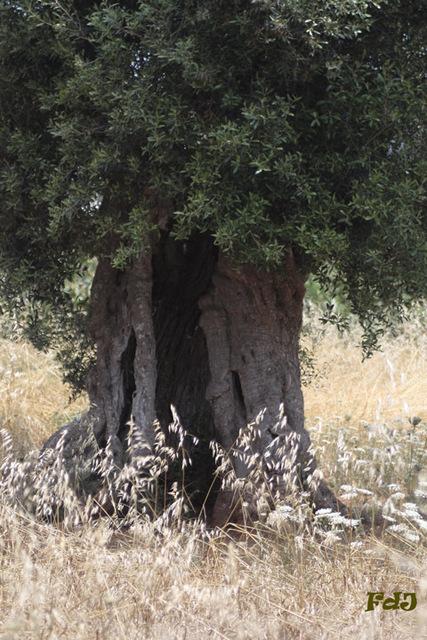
[0,317,426,639]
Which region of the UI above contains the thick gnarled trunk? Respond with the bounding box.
[42,234,339,524]
[198,253,340,525]
[87,252,157,463]
[199,254,307,460]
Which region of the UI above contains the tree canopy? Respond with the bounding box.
[0,0,426,372]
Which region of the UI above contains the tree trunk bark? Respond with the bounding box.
[199,252,307,459]
[87,252,157,463]
[41,234,340,524]
[198,252,340,526]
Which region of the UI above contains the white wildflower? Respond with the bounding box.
[314,508,332,517]
[341,517,361,527]
[321,530,342,546]
[402,530,421,543]
[350,541,364,549]
[415,519,427,532]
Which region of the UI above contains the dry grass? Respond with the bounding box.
[304,320,427,425]
[0,319,427,640]
[0,510,425,640]
[0,339,86,454]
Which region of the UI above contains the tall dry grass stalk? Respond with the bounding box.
[0,317,426,639]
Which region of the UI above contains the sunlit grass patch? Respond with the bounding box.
[0,339,87,453]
